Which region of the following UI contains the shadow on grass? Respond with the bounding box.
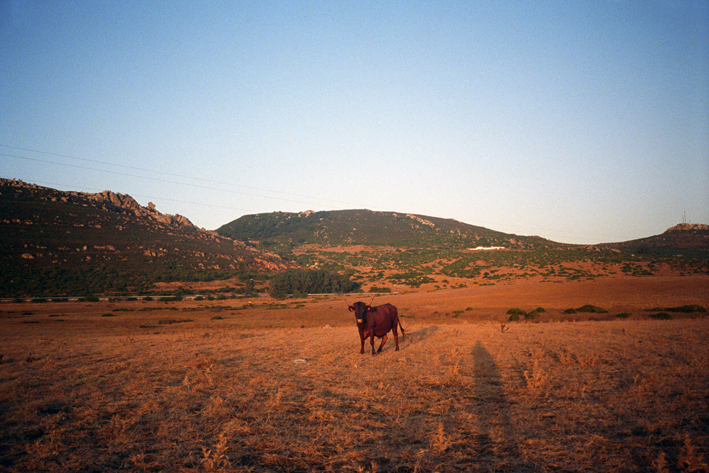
[472,341,536,471]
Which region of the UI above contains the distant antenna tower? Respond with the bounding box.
[683,211,687,224]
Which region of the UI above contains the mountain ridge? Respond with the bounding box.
[0,179,287,296]
[1,178,707,296]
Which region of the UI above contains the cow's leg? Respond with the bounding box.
[370,335,376,355]
[392,326,400,351]
[378,334,388,353]
[360,336,365,354]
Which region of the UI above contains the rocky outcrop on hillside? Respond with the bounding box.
[2,179,197,229]
[89,190,196,227]
[666,223,709,232]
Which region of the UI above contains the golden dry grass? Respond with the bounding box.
[1,278,708,472]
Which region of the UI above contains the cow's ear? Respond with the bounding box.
[348,306,354,312]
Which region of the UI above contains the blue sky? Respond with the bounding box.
[1,1,707,244]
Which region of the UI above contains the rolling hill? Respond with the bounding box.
[216,209,558,250]
[2,179,707,297]
[602,223,709,255]
[0,179,286,297]
[218,210,708,290]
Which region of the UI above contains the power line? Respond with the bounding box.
[1,144,636,243]
[0,144,360,208]
[1,151,347,209]
[14,179,257,214]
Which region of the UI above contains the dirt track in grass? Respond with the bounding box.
[1,277,708,472]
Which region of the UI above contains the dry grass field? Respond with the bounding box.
[1,277,708,472]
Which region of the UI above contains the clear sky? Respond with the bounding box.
[1,1,708,244]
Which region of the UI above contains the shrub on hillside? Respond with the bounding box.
[526,307,545,320]
[269,269,359,298]
[369,286,392,293]
[577,305,608,313]
[650,305,706,313]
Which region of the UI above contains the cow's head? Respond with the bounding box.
[348,301,371,324]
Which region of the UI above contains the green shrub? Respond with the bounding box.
[507,308,526,316]
[526,309,543,319]
[158,318,193,325]
[508,313,520,322]
[563,308,577,314]
[650,312,673,320]
[577,304,608,313]
[101,313,117,317]
[673,305,706,313]
[270,269,358,297]
[652,305,706,313]
[369,286,392,293]
[614,312,631,318]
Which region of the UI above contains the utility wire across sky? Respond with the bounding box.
[1,144,637,242]
[1,144,361,209]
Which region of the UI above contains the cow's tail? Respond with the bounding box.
[397,317,406,341]
[389,305,406,342]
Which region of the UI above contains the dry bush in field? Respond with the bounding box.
[523,357,547,393]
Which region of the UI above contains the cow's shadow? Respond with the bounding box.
[404,325,438,346]
[357,325,434,354]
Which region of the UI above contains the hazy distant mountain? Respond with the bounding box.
[0,179,286,297]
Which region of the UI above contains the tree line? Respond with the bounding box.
[269,269,359,298]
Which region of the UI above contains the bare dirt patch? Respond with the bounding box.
[1,277,708,472]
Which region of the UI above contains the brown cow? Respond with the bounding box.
[349,301,405,355]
